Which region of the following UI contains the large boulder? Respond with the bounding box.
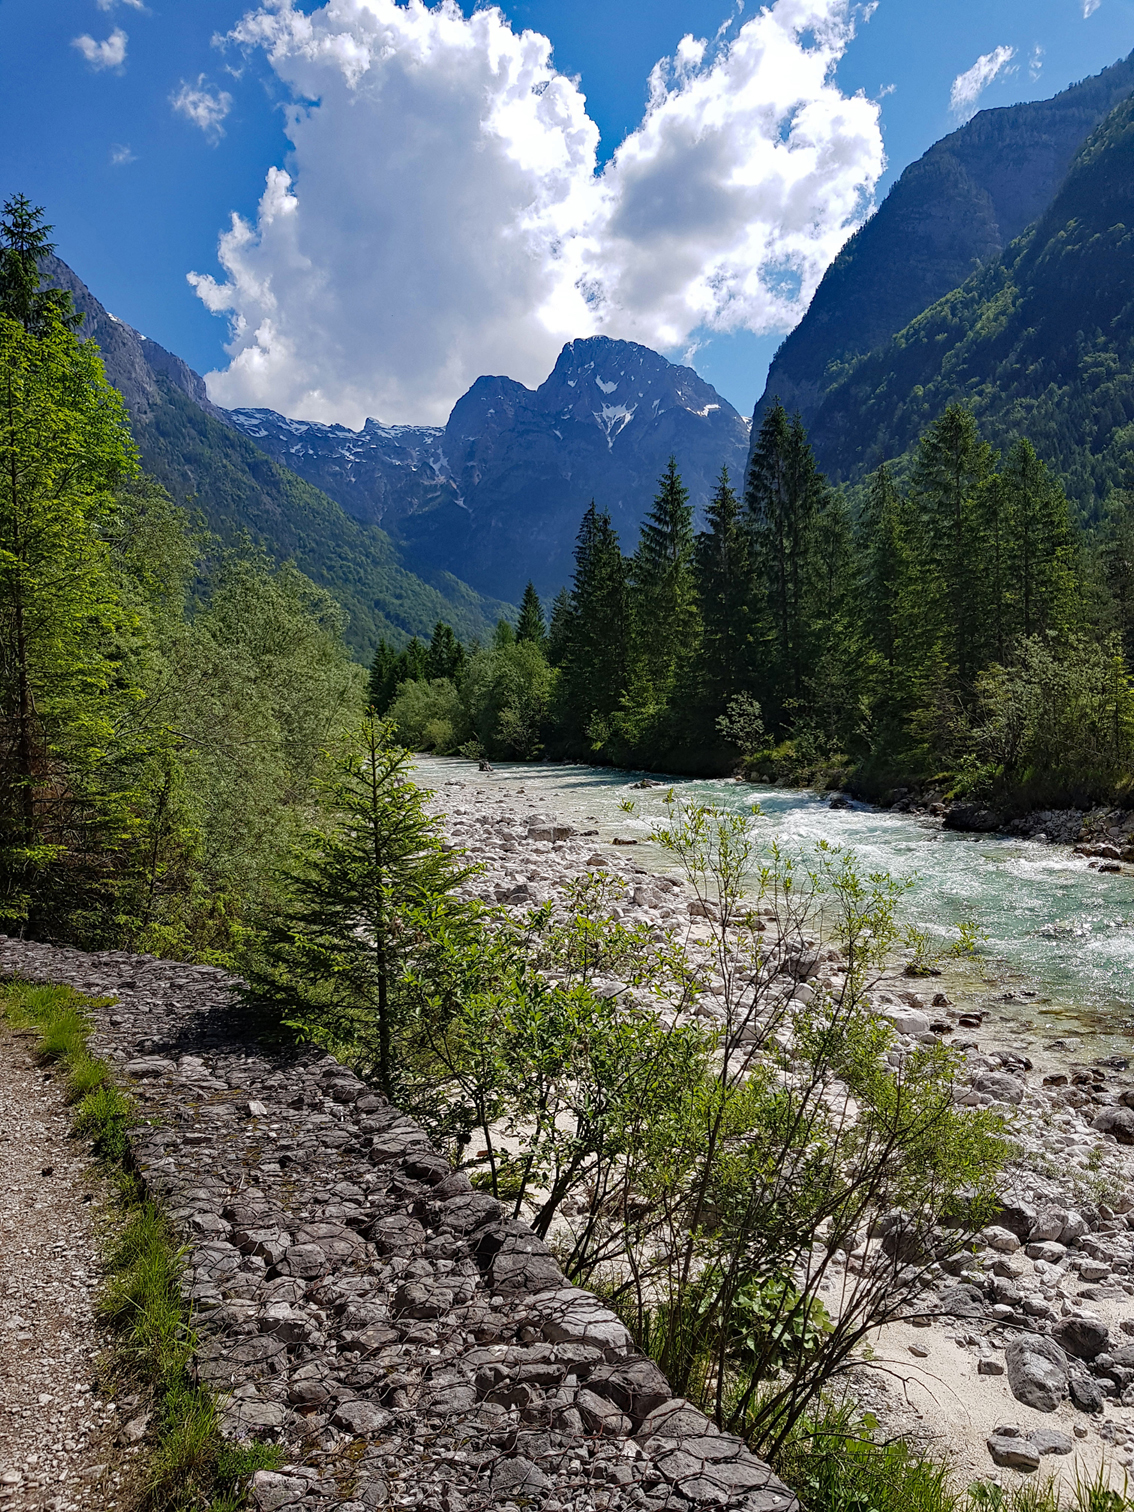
[1092,1107,1134,1144]
[1053,1314,1109,1360]
[1006,1335,1068,1412]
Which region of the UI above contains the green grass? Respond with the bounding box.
[0,977,284,1510]
[771,1399,1134,1512]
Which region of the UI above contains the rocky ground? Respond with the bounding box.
[427,774,1134,1490]
[0,1026,123,1511]
[0,940,798,1512]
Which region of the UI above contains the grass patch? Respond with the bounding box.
[769,1399,1133,1512]
[0,977,284,1510]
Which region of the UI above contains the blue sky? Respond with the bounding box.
[2,0,1133,423]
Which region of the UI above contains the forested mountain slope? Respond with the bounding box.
[806,93,1134,505]
[43,257,509,657]
[751,50,1134,439]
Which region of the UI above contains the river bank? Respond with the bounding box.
[420,755,1134,1489]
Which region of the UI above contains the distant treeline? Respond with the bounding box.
[373,401,1134,809]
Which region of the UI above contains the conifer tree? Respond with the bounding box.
[425,621,465,682]
[561,502,629,741]
[0,195,81,335]
[250,717,473,1094]
[745,404,826,717]
[1099,491,1134,662]
[547,588,572,667]
[694,466,760,713]
[857,462,946,740]
[515,582,547,647]
[911,403,995,683]
[999,439,1077,644]
[630,458,698,701]
[369,639,400,711]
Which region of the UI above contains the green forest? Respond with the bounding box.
[374,400,1134,813]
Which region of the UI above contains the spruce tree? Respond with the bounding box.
[369,639,400,711]
[515,582,547,647]
[745,404,826,718]
[561,502,629,741]
[911,403,995,683]
[629,458,698,702]
[694,466,760,713]
[425,621,465,682]
[547,588,572,667]
[999,439,1077,644]
[250,716,473,1094]
[0,195,81,335]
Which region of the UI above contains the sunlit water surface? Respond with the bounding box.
[415,757,1134,1062]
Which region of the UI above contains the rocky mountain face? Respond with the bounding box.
[805,91,1134,504]
[227,337,750,600]
[752,50,1134,447]
[44,257,509,656]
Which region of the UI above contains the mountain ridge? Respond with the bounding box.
[43,255,511,657]
[751,49,1134,449]
[802,91,1134,502]
[225,335,750,600]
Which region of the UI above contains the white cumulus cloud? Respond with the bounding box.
[72,27,128,70]
[1083,0,1103,15]
[949,45,1016,121]
[171,76,234,141]
[110,143,137,165]
[192,0,884,426]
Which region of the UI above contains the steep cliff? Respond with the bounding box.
[806,92,1134,504]
[751,50,1134,442]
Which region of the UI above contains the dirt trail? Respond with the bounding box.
[0,1027,123,1511]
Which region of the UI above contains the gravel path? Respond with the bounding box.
[0,1026,123,1512]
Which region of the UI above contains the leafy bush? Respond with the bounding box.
[386,676,471,752]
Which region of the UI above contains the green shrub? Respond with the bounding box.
[386,676,470,752]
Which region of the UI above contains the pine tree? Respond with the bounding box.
[425,621,465,682]
[249,716,474,1094]
[745,404,826,719]
[694,466,760,713]
[561,502,629,742]
[630,458,698,701]
[515,582,546,647]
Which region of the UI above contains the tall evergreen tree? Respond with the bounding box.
[0,195,81,335]
[515,582,547,647]
[999,439,1077,645]
[911,403,995,683]
[561,502,629,742]
[694,466,760,713]
[1099,491,1134,663]
[745,404,826,718]
[425,620,465,682]
[629,458,698,701]
[547,588,572,668]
